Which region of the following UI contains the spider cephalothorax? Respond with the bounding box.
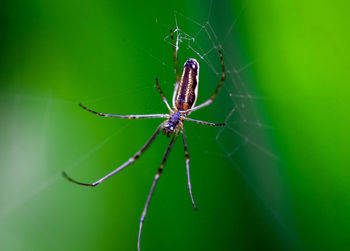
[63,29,225,251]
[163,112,182,136]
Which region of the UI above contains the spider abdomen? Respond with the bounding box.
[175,59,199,111]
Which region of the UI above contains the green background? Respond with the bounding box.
[1,0,349,250]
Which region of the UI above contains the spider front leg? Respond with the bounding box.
[138,135,178,251]
[62,123,164,187]
[171,29,180,108]
[170,29,179,84]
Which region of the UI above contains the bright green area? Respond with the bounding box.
[0,0,349,250]
[241,1,350,250]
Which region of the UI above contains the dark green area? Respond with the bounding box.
[0,0,349,250]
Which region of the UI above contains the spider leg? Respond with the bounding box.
[182,129,197,210]
[180,50,225,114]
[62,123,164,187]
[137,135,178,251]
[171,29,180,109]
[79,103,168,119]
[155,78,172,112]
[183,117,226,127]
[170,29,180,85]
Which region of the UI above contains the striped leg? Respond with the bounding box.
[182,129,197,209]
[171,29,180,108]
[184,117,226,127]
[79,103,168,119]
[170,29,180,84]
[137,135,178,251]
[155,78,172,112]
[181,50,225,113]
[62,123,164,187]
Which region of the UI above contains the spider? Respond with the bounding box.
[63,30,226,251]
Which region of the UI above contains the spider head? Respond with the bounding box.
[163,112,181,137]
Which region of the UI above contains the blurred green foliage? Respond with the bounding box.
[0,0,349,250]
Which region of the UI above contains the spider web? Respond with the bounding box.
[169,10,270,156]
[151,9,280,163]
[0,1,301,250]
[157,6,301,250]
